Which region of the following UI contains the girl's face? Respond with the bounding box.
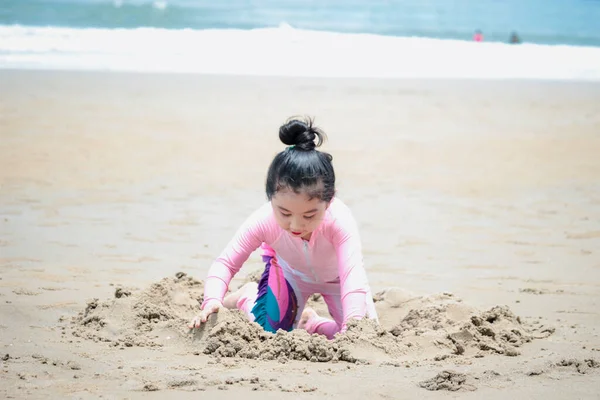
[271,189,330,240]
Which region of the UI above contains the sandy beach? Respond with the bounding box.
[1,70,599,399]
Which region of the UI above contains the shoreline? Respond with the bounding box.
[3,67,600,84]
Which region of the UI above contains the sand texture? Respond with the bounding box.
[1,71,600,399]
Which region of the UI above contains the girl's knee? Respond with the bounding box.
[239,282,259,306]
[223,281,259,310]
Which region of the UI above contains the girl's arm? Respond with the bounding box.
[201,204,271,309]
[331,207,371,330]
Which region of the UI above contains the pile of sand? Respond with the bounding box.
[70,272,204,348]
[68,273,555,364]
[375,288,555,360]
[418,370,477,392]
[197,309,360,363]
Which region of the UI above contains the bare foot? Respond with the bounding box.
[223,282,257,309]
[297,307,318,330]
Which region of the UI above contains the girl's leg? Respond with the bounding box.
[223,282,258,311]
[227,246,310,334]
[222,241,302,331]
[248,253,303,333]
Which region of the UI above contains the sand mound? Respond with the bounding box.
[197,309,359,363]
[418,370,477,392]
[196,308,407,364]
[526,358,600,376]
[68,274,554,364]
[373,288,555,360]
[70,272,204,347]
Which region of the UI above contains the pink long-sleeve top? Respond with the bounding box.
[201,197,371,326]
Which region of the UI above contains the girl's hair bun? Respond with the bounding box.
[279,116,325,151]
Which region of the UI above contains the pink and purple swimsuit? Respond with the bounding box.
[201,197,378,339]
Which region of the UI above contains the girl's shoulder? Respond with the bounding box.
[322,197,359,232]
[326,197,354,219]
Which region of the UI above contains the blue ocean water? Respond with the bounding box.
[1,0,600,79]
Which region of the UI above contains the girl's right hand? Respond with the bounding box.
[188,300,222,329]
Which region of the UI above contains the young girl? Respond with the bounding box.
[189,117,378,339]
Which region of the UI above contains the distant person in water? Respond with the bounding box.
[509,31,521,44]
[473,30,484,42]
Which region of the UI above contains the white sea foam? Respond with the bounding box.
[1,24,599,80]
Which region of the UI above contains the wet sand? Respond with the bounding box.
[1,70,599,399]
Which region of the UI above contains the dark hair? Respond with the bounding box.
[265,116,335,202]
